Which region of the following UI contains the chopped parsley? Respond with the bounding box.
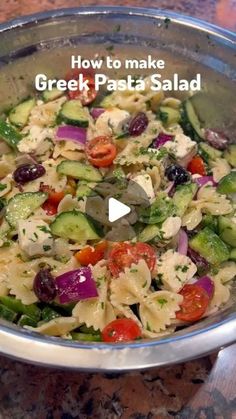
[0,183,7,191]
[157,298,168,308]
[43,245,51,252]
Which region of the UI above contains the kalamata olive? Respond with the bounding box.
[33,268,57,303]
[13,164,45,184]
[128,112,148,136]
[205,129,229,150]
[187,247,210,274]
[165,164,190,185]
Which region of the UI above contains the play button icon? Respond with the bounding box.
[108,197,131,222]
[85,176,150,242]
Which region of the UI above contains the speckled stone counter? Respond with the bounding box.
[0,1,236,418]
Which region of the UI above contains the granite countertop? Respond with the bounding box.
[0,1,236,418]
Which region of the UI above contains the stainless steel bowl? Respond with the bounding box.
[0,7,235,371]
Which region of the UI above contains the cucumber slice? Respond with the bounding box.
[0,295,41,321]
[217,172,236,195]
[50,210,101,241]
[58,100,89,127]
[189,227,229,265]
[71,332,101,342]
[57,160,102,182]
[202,214,218,233]
[6,192,48,228]
[173,183,198,217]
[76,182,96,199]
[138,224,160,242]
[224,144,236,168]
[139,193,176,224]
[218,216,236,247]
[159,106,180,126]
[0,118,22,149]
[181,99,204,140]
[42,88,64,102]
[9,98,35,128]
[0,303,17,322]
[18,314,38,327]
[41,306,60,322]
[199,142,222,162]
[229,248,236,261]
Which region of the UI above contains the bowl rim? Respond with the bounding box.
[0,6,235,370]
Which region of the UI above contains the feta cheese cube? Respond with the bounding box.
[18,219,54,257]
[95,108,130,136]
[161,216,181,239]
[18,125,54,154]
[156,249,197,292]
[165,133,197,166]
[132,174,155,201]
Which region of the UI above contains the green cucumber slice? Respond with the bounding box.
[189,227,229,265]
[217,172,236,195]
[229,248,236,261]
[199,142,222,162]
[0,303,17,322]
[50,210,101,241]
[9,98,36,128]
[159,106,180,126]
[0,118,22,149]
[218,216,236,247]
[6,192,48,228]
[173,183,198,216]
[181,99,204,140]
[0,296,41,321]
[57,160,102,182]
[18,314,38,327]
[58,100,89,127]
[71,332,101,342]
[42,88,64,102]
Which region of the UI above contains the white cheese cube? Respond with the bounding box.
[18,219,54,257]
[156,249,197,292]
[95,108,130,136]
[132,174,155,201]
[161,216,182,239]
[165,133,197,166]
[18,125,54,154]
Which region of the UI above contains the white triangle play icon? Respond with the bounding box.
[108,197,131,223]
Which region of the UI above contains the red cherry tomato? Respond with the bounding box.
[108,243,135,277]
[176,284,210,322]
[187,155,206,176]
[102,318,142,342]
[108,242,156,277]
[131,243,156,273]
[75,241,107,266]
[40,185,64,215]
[86,136,117,168]
[65,69,97,105]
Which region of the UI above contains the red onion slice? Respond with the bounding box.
[56,125,87,144]
[194,276,214,299]
[55,267,98,304]
[90,108,105,119]
[178,229,188,256]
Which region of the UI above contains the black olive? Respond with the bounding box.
[165,164,190,185]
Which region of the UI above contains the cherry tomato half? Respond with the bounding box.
[41,185,64,215]
[102,318,142,342]
[176,284,210,322]
[86,136,117,168]
[75,241,107,266]
[108,242,156,277]
[65,69,97,105]
[187,155,206,176]
[108,243,136,277]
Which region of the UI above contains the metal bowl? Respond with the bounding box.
[0,7,235,371]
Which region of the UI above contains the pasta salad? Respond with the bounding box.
[0,71,235,343]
